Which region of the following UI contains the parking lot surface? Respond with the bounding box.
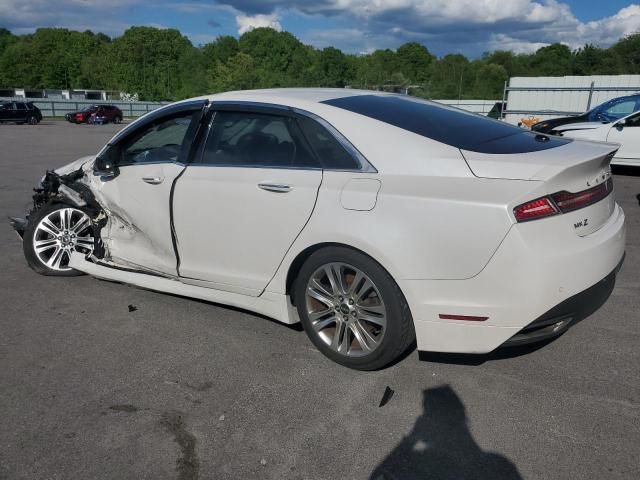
[1,121,639,480]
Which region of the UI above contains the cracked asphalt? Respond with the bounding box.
[1,121,639,480]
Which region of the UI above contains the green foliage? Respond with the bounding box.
[1,26,640,100]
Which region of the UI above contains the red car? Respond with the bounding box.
[65,105,123,124]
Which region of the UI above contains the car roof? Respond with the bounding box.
[198,88,397,110]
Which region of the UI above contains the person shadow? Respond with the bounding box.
[370,385,523,480]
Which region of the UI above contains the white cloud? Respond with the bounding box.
[487,34,550,54]
[221,0,640,55]
[236,13,282,34]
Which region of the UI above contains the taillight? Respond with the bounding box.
[514,178,612,223]
[551,178,613,213]
[514,197,558,222]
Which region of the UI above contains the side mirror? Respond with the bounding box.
[93,146,120,179]
[616,119,627,130]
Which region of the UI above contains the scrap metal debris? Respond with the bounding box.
[378,386,395,407]
[128,304,138,312]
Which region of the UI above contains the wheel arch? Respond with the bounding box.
[284,241,409,308]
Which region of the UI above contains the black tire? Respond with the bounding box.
[23,202,90,277]
[294,246,415,370]
[113,116,122,124]
[27,115,38,125]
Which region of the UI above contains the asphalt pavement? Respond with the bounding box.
[1,121,638,480]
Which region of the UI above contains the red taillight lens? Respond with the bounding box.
[551,178,613,213]
[513,197,558,222]
[514,178,613,223]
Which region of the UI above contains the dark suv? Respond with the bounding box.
[65,105,123,124]
[0,101,43,125]
[532,93,640,133]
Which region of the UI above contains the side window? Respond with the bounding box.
[604,99,636,118]
[297,116,360,170]
[16,103,27,111]
[201,111,319,168]
[623,112,640,127]
[120,112,199,165]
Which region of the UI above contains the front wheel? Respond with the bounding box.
[294,247,415,370]
[23,203,95,276]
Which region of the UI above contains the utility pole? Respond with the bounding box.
[458,65,464,101]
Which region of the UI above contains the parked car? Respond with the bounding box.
[11,89,625,370]
[0,101,42,124]
[531,93,640,133]
[550,109,640,167]
[65,105,122,124]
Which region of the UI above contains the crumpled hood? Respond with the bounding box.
[53,155,95,176]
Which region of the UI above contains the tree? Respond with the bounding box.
[396,42,434,83]
[2,25,640,101]
[529,43,573,76]
[611,33,640,74]
[315,47,349,87]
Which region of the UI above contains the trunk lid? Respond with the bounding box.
[462,139,617,190]
[462,140,619,236]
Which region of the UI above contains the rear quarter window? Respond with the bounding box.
[297,116,360,170]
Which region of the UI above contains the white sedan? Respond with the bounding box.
[12,89,626,369]
[552,110,640,167]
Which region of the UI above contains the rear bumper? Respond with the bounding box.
[502,255,623,347]
[401,203,626,354]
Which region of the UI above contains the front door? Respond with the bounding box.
[89,103,206,275]
[606,112,640,163]
[173,108,323,296]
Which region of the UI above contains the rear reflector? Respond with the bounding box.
[514,178,613,222]
[439,314,489,321]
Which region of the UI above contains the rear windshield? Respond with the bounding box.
[322,95,570,154]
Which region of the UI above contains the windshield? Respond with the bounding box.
[588,96,640,122]
[81,106,98,112]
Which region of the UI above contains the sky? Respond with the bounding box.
[1,1,639,57]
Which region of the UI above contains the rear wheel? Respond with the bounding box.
[27,115,38,125]
[113,116,122,124]
[294,247,415,370]
[23,203,94,276]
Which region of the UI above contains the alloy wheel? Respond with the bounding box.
[305,262,387,357]
[33,207,94,271]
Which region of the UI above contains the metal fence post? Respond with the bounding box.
[130,103,133,117]
[51,101,55,117]
[500,80,508,120]
[586,81,595,111]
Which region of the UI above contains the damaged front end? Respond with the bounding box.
[10,166,109,259]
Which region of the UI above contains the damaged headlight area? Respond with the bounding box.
[9,168,108,259]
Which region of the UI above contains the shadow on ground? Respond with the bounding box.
[370,385,522,480]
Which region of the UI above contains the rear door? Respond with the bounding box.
[173,107,322,296]
[15,102,27,121]
[606,111,640,163]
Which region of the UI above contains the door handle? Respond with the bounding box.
[142,176,163,185]
[258,183,292,193]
